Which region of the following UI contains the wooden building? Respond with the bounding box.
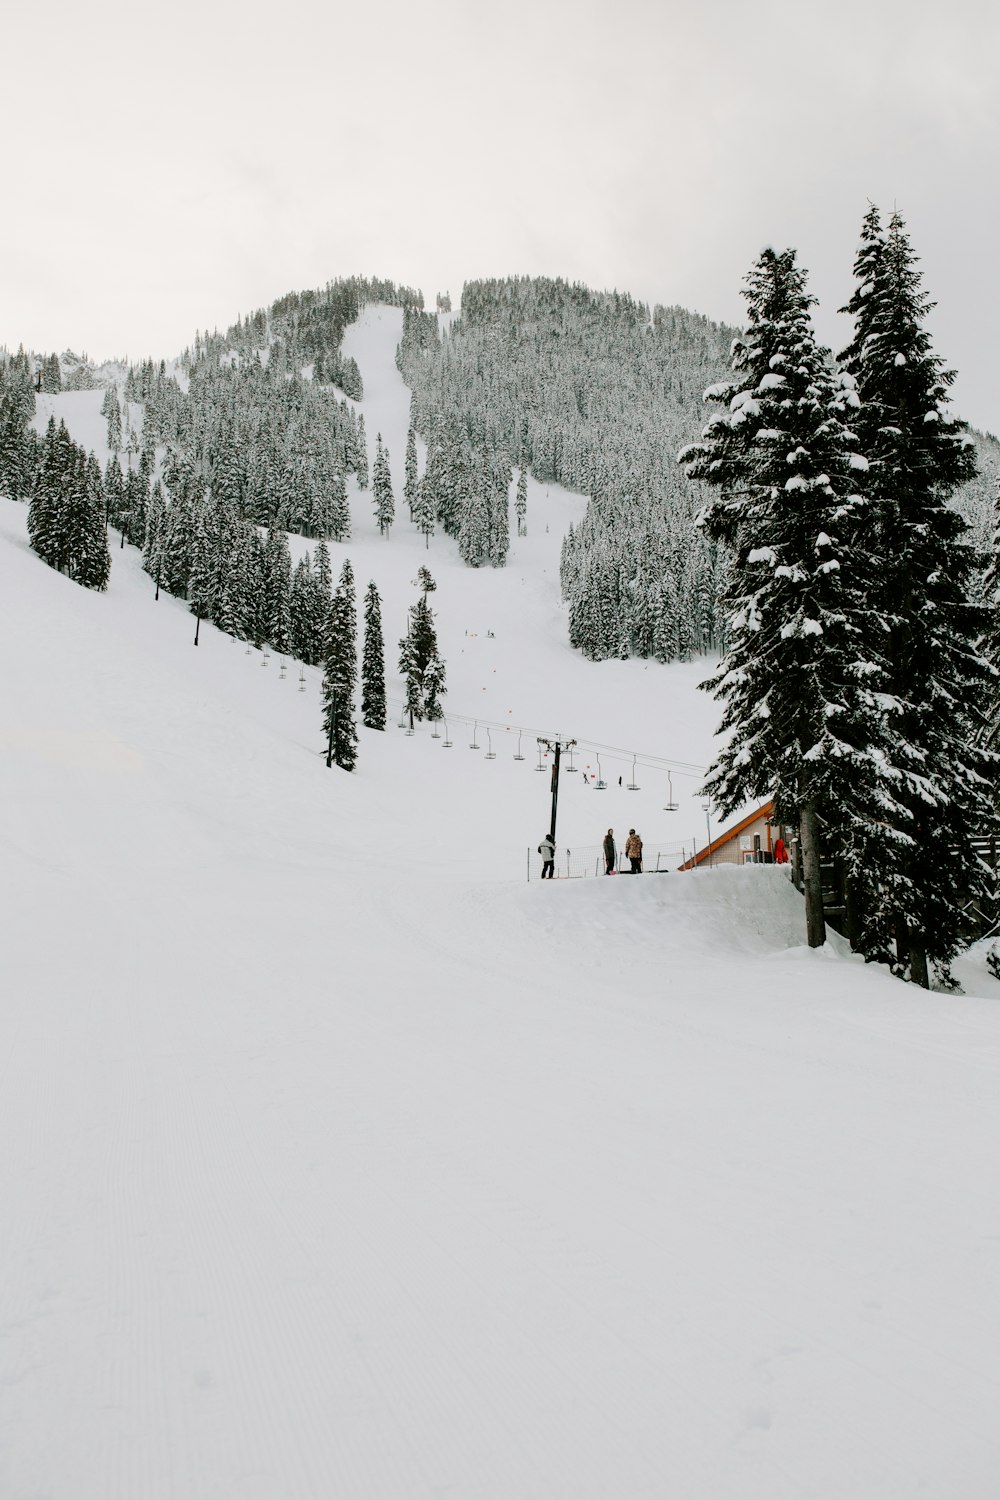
[679,800,788,870]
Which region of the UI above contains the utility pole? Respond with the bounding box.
[537,736,575,845]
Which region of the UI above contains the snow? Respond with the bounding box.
[4,306,1000,1498]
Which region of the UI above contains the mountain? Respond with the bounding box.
[2,305,1000,1497]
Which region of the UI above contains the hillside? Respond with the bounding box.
[3,307,1000,1498]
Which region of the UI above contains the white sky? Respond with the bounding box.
[5,0,999,434]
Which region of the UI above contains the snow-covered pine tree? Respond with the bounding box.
[355,413,369,490]
[321,558,359,770]
[680,246,893,949]
[372,433,395,536]
[105,389,122,454]
[104,458,125,534]
[838,207,998,985]
[361,580,386,730]
[143,480,167,588]
[404,424,419,520]
[262,525,293,653]
[399,585,445,723]
[515,467,528,536]
[189,516,215,641]
[414,473,435,548]
[981,475,1000,750]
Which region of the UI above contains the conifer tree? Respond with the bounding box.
[838,207,997,984]
[516,467,528,536]
[399,584,446,723]
[361,580,386,729]
[404,424,419,519]
[355,413,369,489]
[189,517,215,641]
[414,474,435,549]
[680,246,894,949]
[105,390,122,453]
[372,433,395,536]
[321,558,359,769]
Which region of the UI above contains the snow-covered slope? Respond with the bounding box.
[4,310,1000,1499]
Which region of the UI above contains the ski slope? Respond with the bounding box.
[3,309,1000,1498]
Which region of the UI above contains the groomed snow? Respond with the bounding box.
[3,307,1000,1498]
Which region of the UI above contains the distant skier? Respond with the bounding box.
[603,828,616,875]
[538,833,556,880]
[625,829,643,873]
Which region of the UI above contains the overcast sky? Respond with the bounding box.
[6,0,998,433]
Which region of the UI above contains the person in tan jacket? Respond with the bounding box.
[624,829,643,873]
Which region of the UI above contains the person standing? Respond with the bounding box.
[625,828,643,873]
[538,833,555,880]
[603,828,617,875]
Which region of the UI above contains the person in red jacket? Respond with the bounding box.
[773,836,788,864]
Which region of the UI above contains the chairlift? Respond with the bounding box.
[431,720,441,739]
[442,719,453,747]
[514,730,525,762]
[565,743,578,773]
[664,770,679,811]
[595,754,607,790]
[485,729,496,760]
[535,743,547,772]
[298,667,307,693]
[627,754,640,791]
[469,719,480,749]
[278,660,287,679]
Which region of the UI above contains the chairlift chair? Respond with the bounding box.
[442,719,453,747]
[514,731,525,762]
[485,729,496,760]
[664,770,679,811]
[595,754,607,790]
[469,720,480,749]
[627,754,640,791]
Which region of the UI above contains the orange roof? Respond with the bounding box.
[678,800,775,870]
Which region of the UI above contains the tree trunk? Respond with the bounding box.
[799,801,826,948]
[909,940,930,990]
[844,867,862,951]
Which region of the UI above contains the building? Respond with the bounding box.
[679,800,788,870]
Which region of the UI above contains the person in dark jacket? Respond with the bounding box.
[538,833,555,879]
[603,828,616,875]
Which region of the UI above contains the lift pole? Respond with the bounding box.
[538,736,576,846]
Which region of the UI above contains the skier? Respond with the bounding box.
[624,829,643,873]
[538,833,555,880]
[603,828,617,875]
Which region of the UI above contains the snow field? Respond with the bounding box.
[2,307,1000,1497]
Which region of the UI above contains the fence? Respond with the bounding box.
[527,842,690,879]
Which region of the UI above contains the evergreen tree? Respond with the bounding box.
[372,433,395,536]
[321,558,359,770]
[361,580,386,729]
[355,413,369,489]
[838,207,997,984]
[404,423,419,519]
[516,466,528,536]
[399,585,446,723]
[105,390,122,453]
[189,516,216,638]
[680,246,895,949]
[262,525,293,652]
